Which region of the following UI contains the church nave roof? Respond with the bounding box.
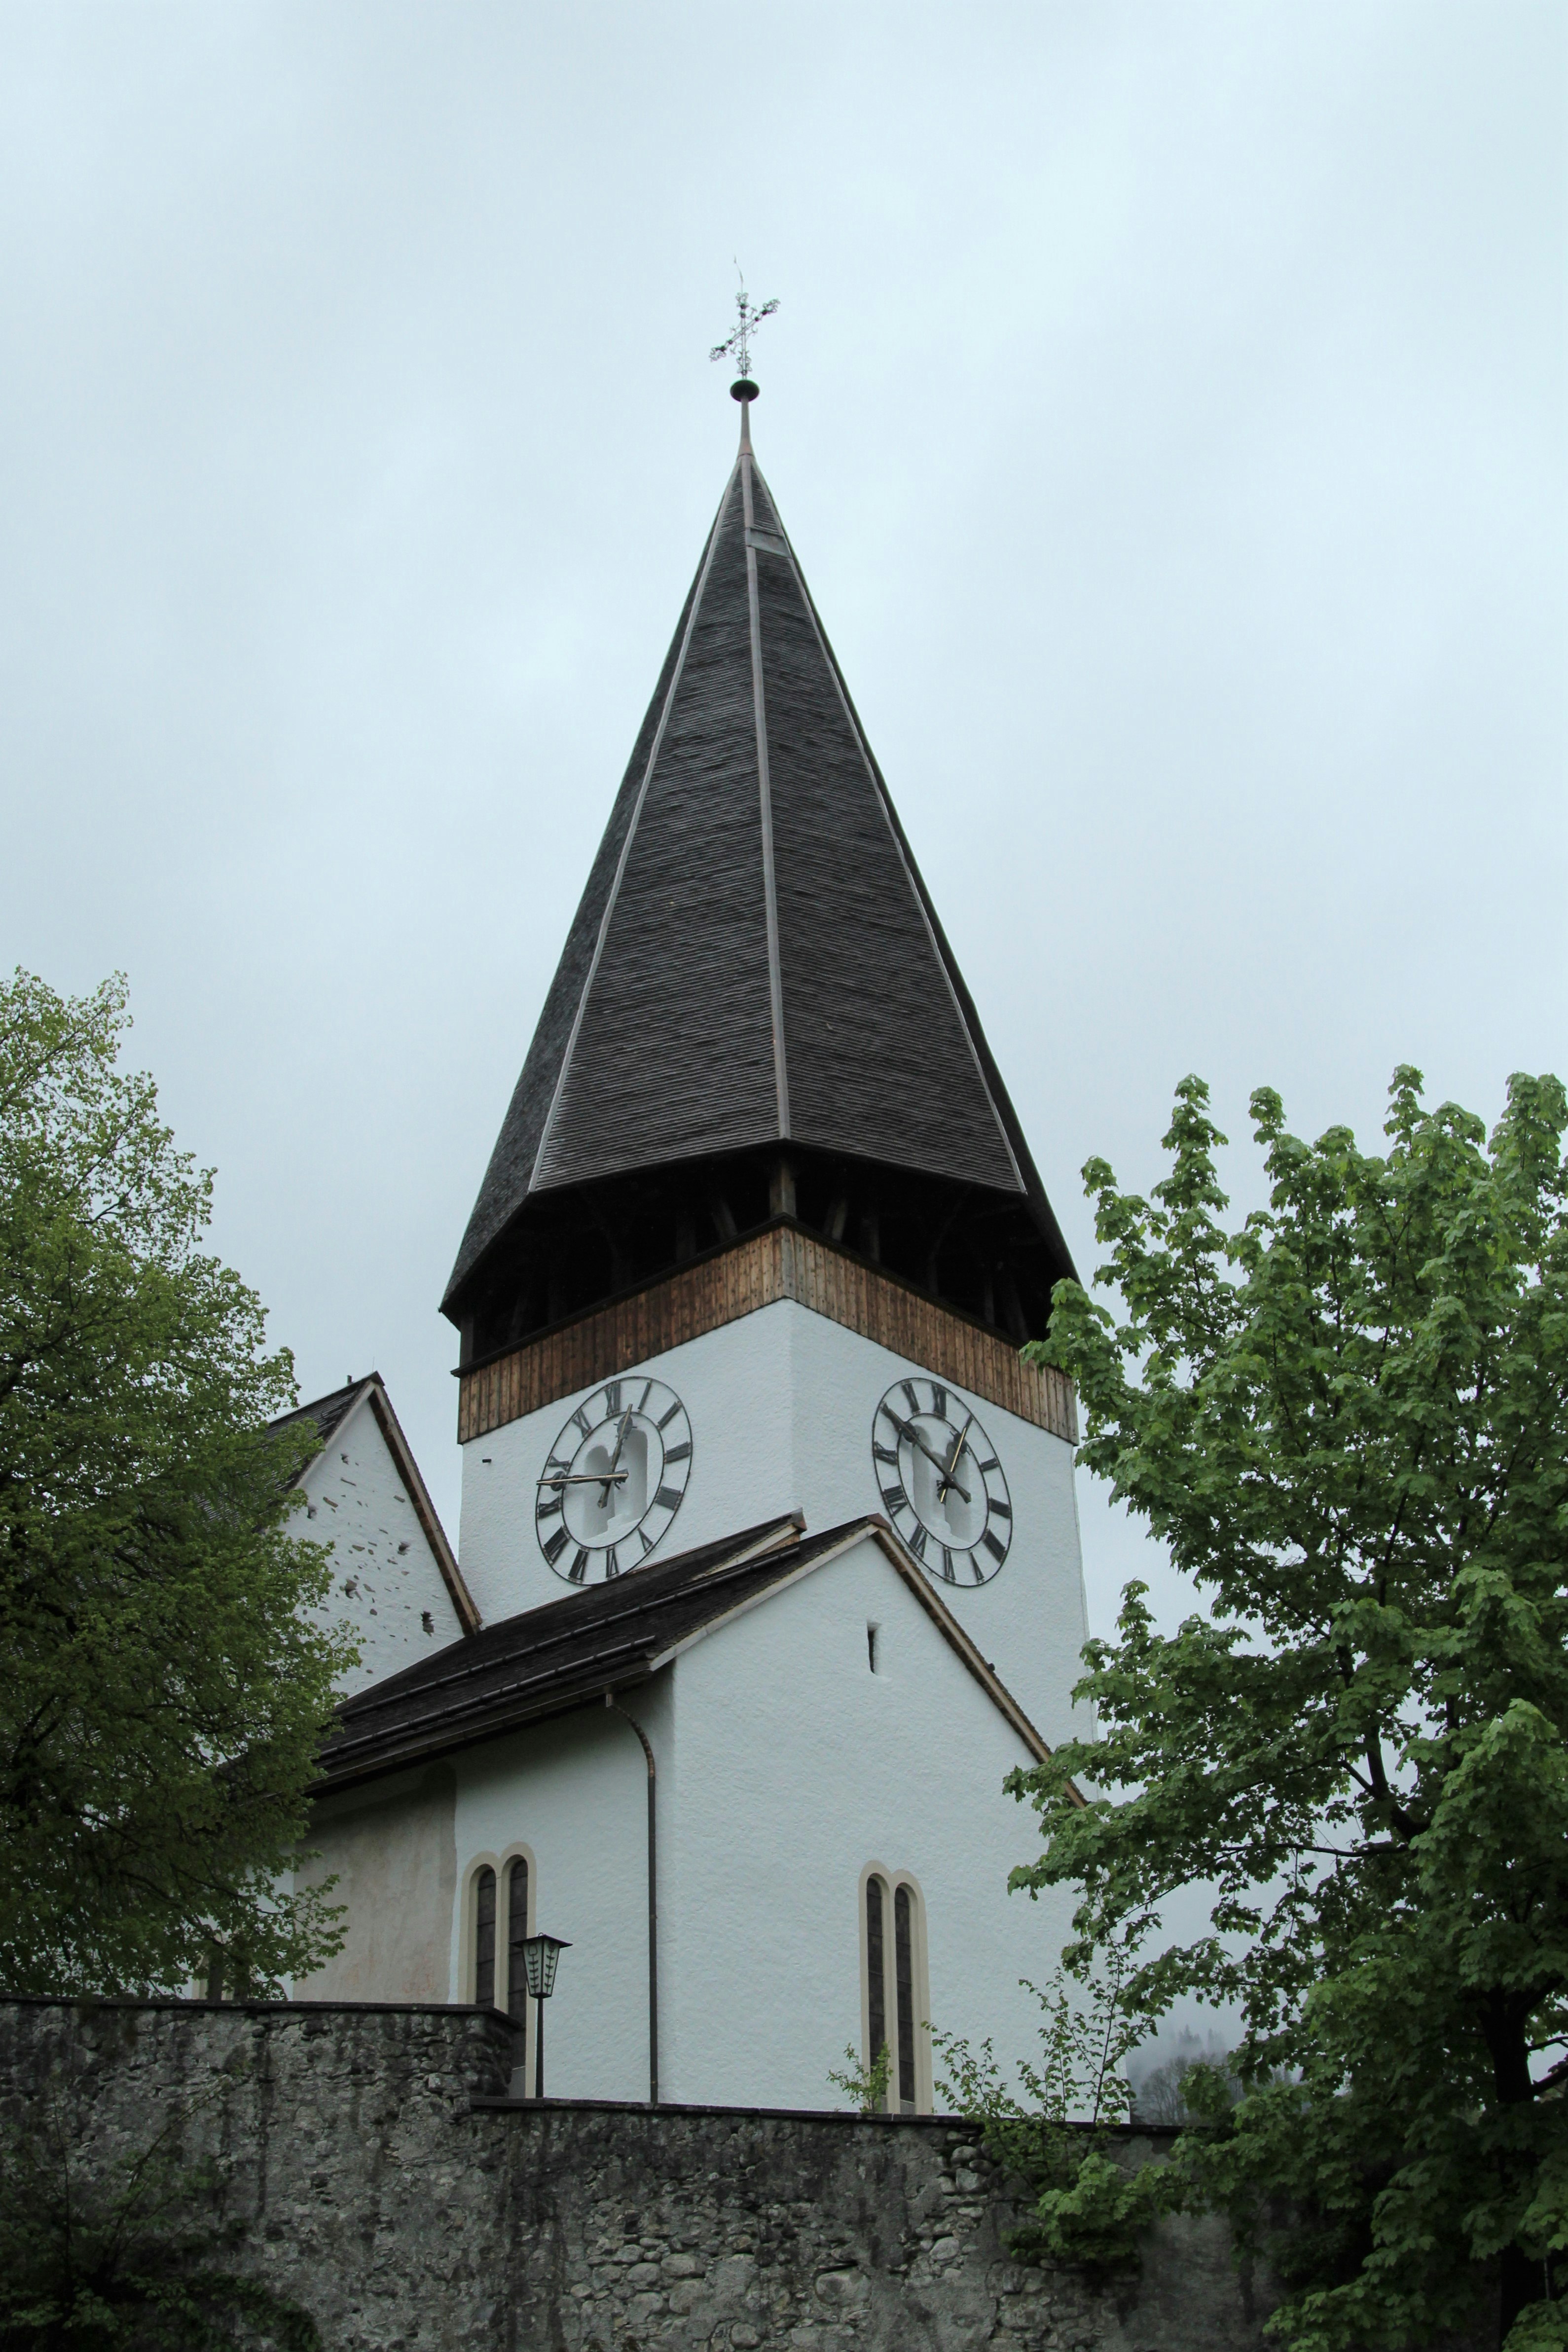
[314,1509,1053,1794]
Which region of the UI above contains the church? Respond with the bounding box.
[285,370,1092,2118]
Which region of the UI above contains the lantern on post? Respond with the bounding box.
[521,1933,571,2098]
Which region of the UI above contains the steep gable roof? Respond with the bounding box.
[314,1510,1057,1794]
[271,1374,481,1638]
[444,407,1066,1313]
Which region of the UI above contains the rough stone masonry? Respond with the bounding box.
[0,1999,1278,2352]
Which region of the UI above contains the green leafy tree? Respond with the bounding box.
[1014,1068,1568,2349]
[0,970,351,1995]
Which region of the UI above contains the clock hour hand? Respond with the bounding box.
[938,1412,974,1504]
[884,1410,971,1505]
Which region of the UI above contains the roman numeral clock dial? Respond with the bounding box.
[872,1377,1013,1586]
[535,1378,693,1585]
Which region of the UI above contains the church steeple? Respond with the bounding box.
[445,393,1074,1362]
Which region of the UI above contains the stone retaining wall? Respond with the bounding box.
[0,1999,1276,2351]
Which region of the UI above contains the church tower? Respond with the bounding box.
[442,382,1088,1745]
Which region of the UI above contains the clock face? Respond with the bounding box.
[535,1376,693,1585]
[871,1376,1013,1587]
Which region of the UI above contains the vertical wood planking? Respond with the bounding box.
[457,1229,1077,1447]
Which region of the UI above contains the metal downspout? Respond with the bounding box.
[606,1691,658,2104]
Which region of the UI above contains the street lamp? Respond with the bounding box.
[521,1933,571,2099]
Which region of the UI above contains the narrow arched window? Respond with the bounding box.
[505,1855,529,2022]
[474,1865,497,2007]
[861,1866,930,2114]
[866,1873,888,2079]
[894,1883,917,2112]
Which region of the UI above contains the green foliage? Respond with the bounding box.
[0,2094,320,2352]
[827,2041,892,2115]
[0,970,353,1995]
[1017,1067,1568,2347]
[933,1954,1174,2274]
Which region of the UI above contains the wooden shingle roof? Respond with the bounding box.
[445,409,1062,1313]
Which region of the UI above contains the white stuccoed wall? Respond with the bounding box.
[660,1533,1075,2109]
[296,1393,467,1694]
[448,1696,660,2103]
[458,1299,1090,1745]
[433,1535,1072,2111]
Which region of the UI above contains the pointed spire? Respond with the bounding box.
[443,416,1073,1327]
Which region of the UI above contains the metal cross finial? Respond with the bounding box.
[710,271,778,384]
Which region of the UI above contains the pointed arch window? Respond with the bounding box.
[474,1865,497,2007]
[859,1866,931,2114]
[464,1846,537,2090]
[504,1854,529,2023]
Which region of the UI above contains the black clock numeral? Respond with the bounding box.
[900,1379,920,1413]
[982,1528,1007,1562]
[988,1497,1012,1520]
[604,1380,622,1415]
[605,1545,620,1578]
[654,1484,683,1512]
[637,1526,655,1557]
[656,1400,684,1431]
[939,1547,956,1583]
[873,1442,899,1467]
[571,1404,593,1439]
[977,1455,999,1474]
[930,1382,948,1419]
[537,1493,564,1523]
[880,1483,909,1516]
[970,1554,987,1584]
[542,1525,570,1566]
[663,1441,691,1465]
[907,1523,928,1561]
[568,1548,590,1585]
[637,1380,654,1414]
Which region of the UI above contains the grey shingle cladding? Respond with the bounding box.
[445,421,1039,1311]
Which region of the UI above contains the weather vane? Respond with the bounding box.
[710,270,778,396]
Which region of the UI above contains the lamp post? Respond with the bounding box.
[521,1933,571,2099]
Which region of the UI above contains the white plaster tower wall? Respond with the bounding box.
[457,1298,1088,1744]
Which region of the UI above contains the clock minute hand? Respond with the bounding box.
[599,1408,634,1504]
[538,1470,628,1487]
[887,1411,971,1505]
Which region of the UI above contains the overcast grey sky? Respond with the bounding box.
[2,1,1563,1634]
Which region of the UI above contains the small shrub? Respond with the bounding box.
[827,2042,892,2115]
[932,1949,1179,2276]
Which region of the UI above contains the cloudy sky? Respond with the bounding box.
[2,1,1563,1633]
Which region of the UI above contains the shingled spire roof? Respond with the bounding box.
[446,400,1064,1314]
